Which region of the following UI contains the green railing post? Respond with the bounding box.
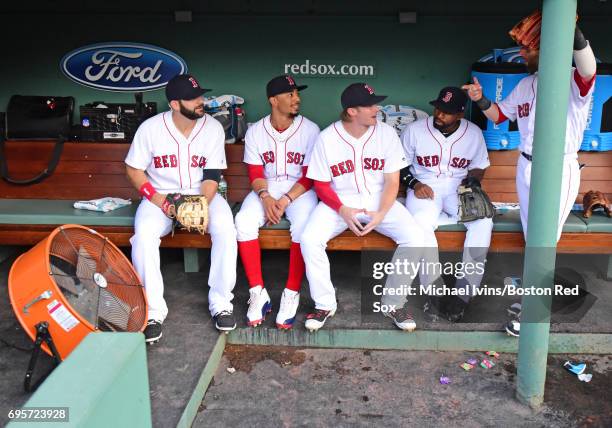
[516,0,578,408]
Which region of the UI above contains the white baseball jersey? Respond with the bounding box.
[243,115,320,182]
[125,111,227,194]
[307,120,407,208]
[401,117,490,182]
[497,68,595,156]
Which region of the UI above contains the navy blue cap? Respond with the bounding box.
[341,83,387,109]
[165,74,211,102]
[266,75,307,98]
[429,86,468,114]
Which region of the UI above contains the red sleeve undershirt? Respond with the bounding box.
[314,180,343,212]
[573,69,596,97]
[247,164,265,183]
[297,166,313,191]
[494,104,508,125]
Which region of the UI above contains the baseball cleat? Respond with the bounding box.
[505,319,520,337]
[276,289,300,330]
[383,305,416,331]
[443,296,469,323]
[304,308,336,332]
[213,310,237,332]
[247,286,272,327]
[144,319,163,344]
[423,295,444,322]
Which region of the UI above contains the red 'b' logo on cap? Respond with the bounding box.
[286,76,295,86]
[188,77,199,88]
[364,84,375,95]
[442,91,452,102]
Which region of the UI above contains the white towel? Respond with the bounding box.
[74,197,131,213]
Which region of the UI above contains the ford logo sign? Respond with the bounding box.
[60,42,187,92]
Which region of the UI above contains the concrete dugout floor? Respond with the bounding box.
[1,247,610,427]
[197,346,612,427]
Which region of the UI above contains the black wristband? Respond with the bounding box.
[574,25,588,51]
[400,166,421,190]
[475,96,492,111]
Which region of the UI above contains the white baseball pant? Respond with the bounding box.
[406,178,493,298]
[300,201,425,311]
[235,180,318,243]
[130,195,237,322]
[516,155,580,242]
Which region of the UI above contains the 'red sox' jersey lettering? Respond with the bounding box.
[330,159,355,177]
[261,151,275,165]
[363,157,385,171]
[190,155,208,168]
[416,155,440,167]
[450,157,471,169]
[287,151,306,165]
[153,154,178,169]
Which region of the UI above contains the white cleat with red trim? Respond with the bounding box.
[276,289,300,330]
[247,286,272,327]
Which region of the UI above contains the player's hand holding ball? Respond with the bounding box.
[339,205,366,236]
[461,77,483,102]
[414,183,435,199]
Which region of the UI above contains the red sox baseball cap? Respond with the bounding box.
[429,86,468,114]
[266,75,308,98]
[165,74,211,102]
[341,83,387,109]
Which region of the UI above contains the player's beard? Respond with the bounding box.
[179,102,205,120]
[434,119,460,135]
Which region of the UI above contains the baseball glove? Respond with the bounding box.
[458,181,495,223]
[165,194,209,235]
[509,10,542,50]
[582,190,611,218]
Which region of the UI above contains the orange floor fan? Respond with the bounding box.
[8,224,147,391]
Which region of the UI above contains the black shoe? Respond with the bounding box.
[213,310,237,332]
[443,296,469,323]
[144,319,162,344]
[423,296,444,322]
[383,305,417,331]
[305,308,336,331]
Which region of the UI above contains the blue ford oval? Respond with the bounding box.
[61,42,188,92]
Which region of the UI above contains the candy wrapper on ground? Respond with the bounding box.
[461,363,474,371]
[480,359,496,369]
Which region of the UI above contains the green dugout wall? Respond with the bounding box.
[1,1,610,126]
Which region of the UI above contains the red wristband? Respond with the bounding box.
[139,182,156,200]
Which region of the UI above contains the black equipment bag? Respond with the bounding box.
[1,95,74,185]
[79,95,157,142]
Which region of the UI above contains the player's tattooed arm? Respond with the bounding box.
[362,171,400,235]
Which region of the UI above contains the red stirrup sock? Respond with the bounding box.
[238,239,264,288]
[285,242,305,292]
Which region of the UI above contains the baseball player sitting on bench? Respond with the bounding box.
[300,83,426,332]
[463,11,596,337]
[400,86,493,323]
[125,74,238,343]
[235,75,320,329]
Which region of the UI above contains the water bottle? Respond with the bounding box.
[218,174,228,200]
